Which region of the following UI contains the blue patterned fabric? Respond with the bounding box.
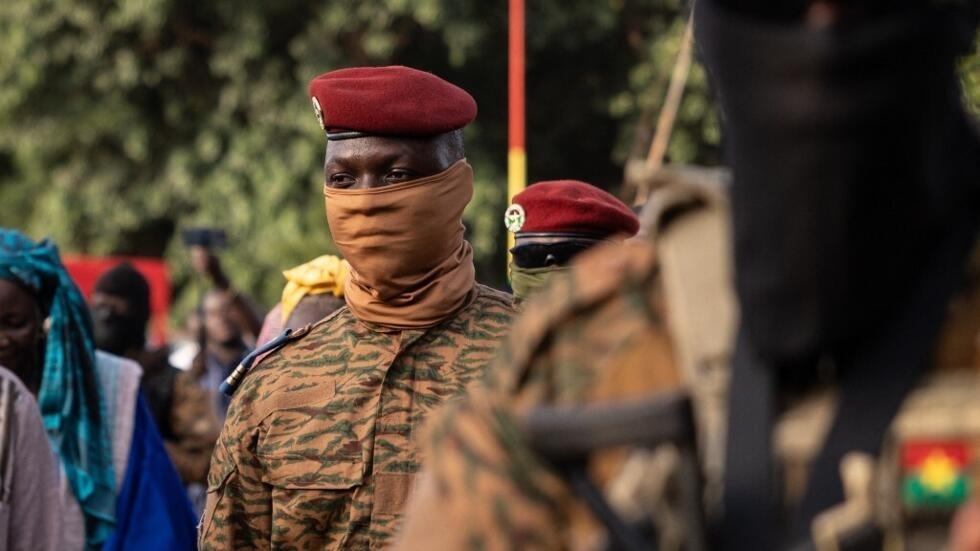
[0,229,116,549]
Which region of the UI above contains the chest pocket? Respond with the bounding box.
[261,449,365,548]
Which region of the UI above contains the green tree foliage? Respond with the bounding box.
[0,0,975,319]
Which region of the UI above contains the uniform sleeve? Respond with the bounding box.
[164,371,220,484]
[394,392,571,551]
[198,390,272,550]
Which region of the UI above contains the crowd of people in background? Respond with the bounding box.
[0,216,378,549]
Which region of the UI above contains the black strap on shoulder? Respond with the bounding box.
[718,328,778,550]
[219,324,313,396]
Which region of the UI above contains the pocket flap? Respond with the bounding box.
[260,449,364,490]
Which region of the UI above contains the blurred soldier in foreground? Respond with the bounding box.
[699,0,979,548]
[395,165,733,551]
[504,180,639,302]
[395,1,980,549]
[198,66,515,550]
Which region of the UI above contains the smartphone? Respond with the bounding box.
[181,227,228,249]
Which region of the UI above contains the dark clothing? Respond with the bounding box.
[135,348,178,439]
[696,2,980,547]
[133,347,220,486]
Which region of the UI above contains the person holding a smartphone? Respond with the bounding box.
[181,227,264,424]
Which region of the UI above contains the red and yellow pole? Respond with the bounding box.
[507,0,526,259]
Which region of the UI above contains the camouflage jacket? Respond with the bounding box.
[394,234,980,551]
[198,283,514,550]
[395,241,682,550]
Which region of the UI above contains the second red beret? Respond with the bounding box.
[504,180,640,238]
[308,65,477,139]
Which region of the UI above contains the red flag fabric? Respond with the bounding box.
[62,255,171,347]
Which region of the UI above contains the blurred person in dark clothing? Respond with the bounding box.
[91,263,175,430]
[90,263,219,487]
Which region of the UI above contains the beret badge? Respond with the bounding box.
[504,203,526,233]
[311,97,325,131]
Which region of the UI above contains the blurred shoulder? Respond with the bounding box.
[488,240,666,395]
[523,239,661,326]
[472,283,518,314]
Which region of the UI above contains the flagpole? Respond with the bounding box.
[507,0,526,265]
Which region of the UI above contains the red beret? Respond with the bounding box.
[308,66,477,140]
[504,180,640,238]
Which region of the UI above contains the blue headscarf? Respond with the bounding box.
[0,229,116,549]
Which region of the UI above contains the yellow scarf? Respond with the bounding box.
[280,255,349,324]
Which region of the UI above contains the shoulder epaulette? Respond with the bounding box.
[219,323,315,397]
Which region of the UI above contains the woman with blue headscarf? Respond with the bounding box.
[0,229,196,551]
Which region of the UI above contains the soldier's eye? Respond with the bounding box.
[384,170,413,184]
[328,173,356,189]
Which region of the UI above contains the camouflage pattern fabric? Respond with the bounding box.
[199,284,514,550]
[397,239,980,551]
[395,241,682,551]
[165,369,220,484]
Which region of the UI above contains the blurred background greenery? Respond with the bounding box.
[0,0,976,324]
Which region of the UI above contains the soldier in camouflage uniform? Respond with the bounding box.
[395,172,980,551]
[198,66,516,550]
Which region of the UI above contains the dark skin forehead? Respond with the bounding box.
[323,135,457,190]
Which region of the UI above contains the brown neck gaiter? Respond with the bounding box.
[324,160,476,329]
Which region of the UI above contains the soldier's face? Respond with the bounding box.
[0,278,43,386]
[323,136,454,190]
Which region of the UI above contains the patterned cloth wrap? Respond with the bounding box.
[0,229,116,549]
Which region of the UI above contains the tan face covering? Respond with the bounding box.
[324,160,476,328]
